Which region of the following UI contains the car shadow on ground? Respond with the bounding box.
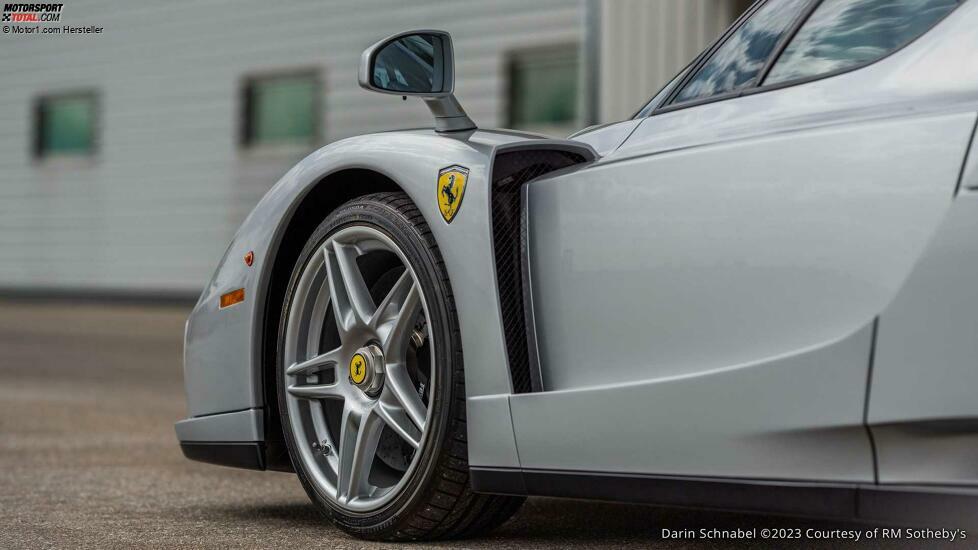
[211,496,875,548]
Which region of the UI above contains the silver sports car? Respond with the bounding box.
[177,0,978,540]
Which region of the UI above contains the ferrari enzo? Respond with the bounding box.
[177,0,978,539]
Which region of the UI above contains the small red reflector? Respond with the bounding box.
[244,251,254,266]
[220,288,245,309]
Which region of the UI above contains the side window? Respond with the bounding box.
[764,0,958,84]
[671,0,811,105]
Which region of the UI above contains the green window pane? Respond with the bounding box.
[249,76,316,145]
[41,96,94,155]
[509,48,579,127]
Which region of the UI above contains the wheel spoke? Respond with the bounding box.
[287,382,342,400]
[336,404,384,503]
[384,362,427,431]
[286,346,342,376]
[324,242,374,335]
[375,398,421,449]
[378,281,420,359]
[369,269,413,329]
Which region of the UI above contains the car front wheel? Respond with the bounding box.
[276,192,523,540]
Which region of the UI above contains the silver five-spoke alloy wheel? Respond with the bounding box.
[283,225,433,513]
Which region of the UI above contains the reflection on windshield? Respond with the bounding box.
[765,0,957,84]
[673,0,809,104]
[373,35,437,93]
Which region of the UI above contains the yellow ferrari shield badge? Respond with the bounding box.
[437,165,469,223]
[350,353,367,385]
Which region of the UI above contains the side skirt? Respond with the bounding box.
[180,442,266,471]
[470,467,978,525]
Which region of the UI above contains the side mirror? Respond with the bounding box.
[359,30,476,133]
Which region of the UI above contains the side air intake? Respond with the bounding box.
[490,145,594,393]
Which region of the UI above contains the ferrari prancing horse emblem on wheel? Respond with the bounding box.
[350,353,367,385]
[437,165,469,223]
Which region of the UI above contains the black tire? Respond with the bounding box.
[276,192,524,540]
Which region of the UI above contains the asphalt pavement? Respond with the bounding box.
[0,301,946,549]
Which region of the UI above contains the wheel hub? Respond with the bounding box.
[349,344,385,397]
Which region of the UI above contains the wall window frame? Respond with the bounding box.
[647,0,962,118]
[33,90,99,160]
[240,69,322,151]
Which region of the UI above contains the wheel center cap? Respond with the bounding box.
[349,345,384,396]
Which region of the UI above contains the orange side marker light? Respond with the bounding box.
[220,288,245,309]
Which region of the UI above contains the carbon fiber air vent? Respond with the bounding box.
[490,147,591,393]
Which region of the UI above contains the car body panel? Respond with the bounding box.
[511,323,875,481]
[515,112,973,480]
[526,112,974,393]
[183,271,256,417]
[528,113,975,390]
[175,409,264,442]
[870,189,978,485]
[466,394,522,469]
[567,119,642,156]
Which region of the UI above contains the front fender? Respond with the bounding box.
[184,130,580,417]
[178,129,594,469]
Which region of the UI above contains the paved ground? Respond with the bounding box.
[0,301,956,549]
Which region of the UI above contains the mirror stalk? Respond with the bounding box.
[424,96,476,133]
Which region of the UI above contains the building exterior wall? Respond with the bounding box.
[0,0,584,293]
[0,0,746,294]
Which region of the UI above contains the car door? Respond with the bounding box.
[509,0,976,483]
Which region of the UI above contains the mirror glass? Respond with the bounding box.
[371,34,445,94]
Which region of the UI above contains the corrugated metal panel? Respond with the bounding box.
[0,0,584,292]
[597,0,748,122]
